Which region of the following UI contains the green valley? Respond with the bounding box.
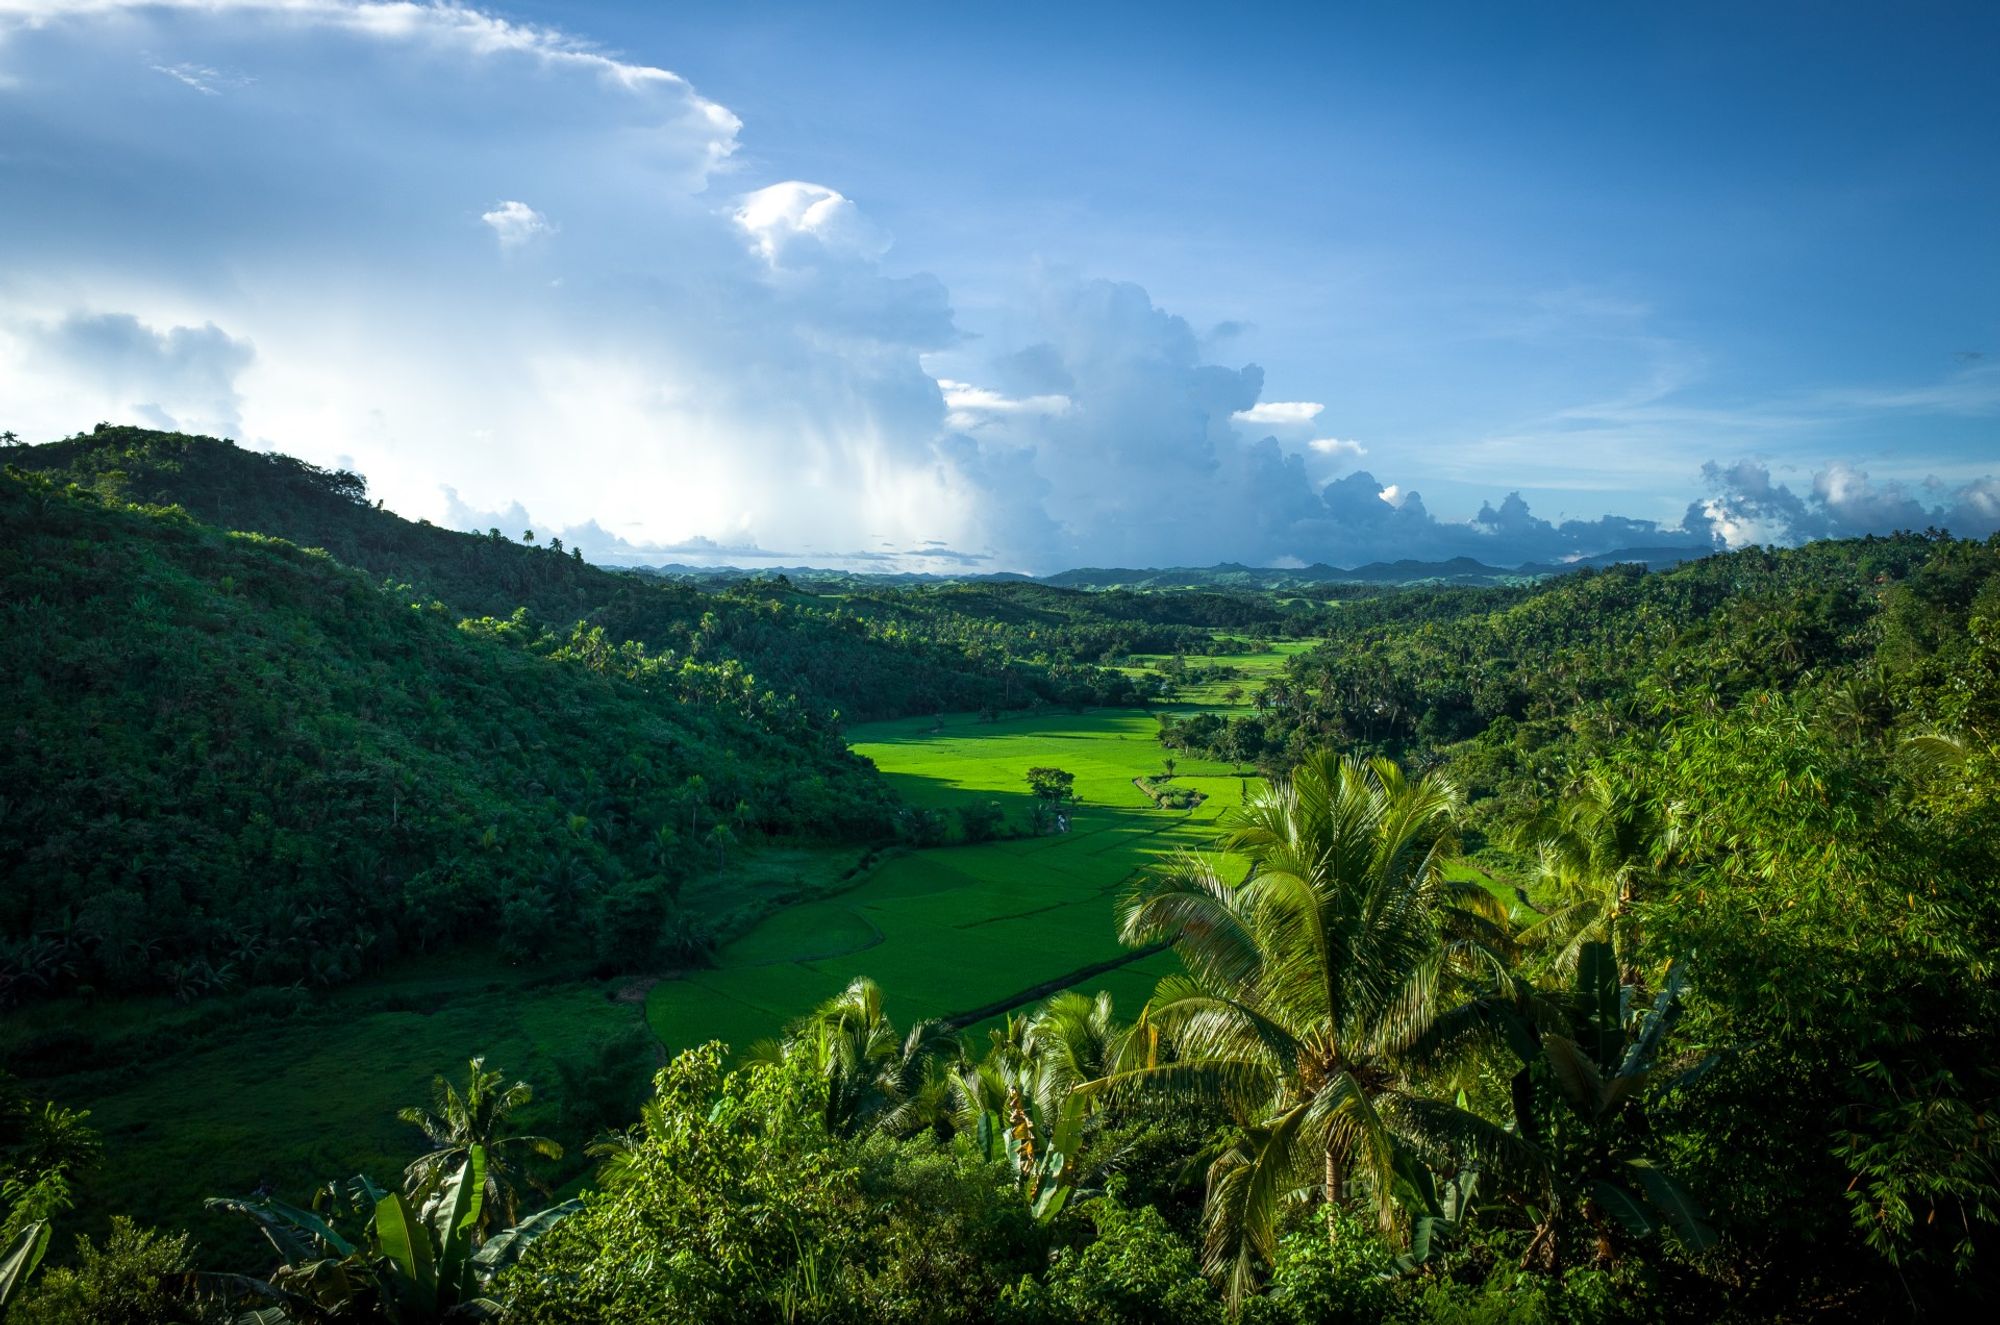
[3,428,1997,1323]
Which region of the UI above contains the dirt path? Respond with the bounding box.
[939,942,1170,1030]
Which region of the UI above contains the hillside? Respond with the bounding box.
[1161,534,1993,785]
[8,428,1151,723]
[0,465,893,1003]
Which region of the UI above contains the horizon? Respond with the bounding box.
[3,0,1996,573]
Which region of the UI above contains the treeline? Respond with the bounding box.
[9,726,1993,1320]
[0,469,892,1005]
[13,428,1282,724]
[823,580,1309,666]
[1160,533,1985,816]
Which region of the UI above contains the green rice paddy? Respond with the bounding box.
[648,700,1278,1056]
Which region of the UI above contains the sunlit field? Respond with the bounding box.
[647,707,1263,1054]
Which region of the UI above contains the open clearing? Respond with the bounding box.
[647,707,1262,1053]
[2,947,646,1260]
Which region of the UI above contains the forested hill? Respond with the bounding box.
[1164,532,1999,788]
[8,427,1163,723]
[0,465,894,1003]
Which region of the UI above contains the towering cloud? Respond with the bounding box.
[1,2,1992,572]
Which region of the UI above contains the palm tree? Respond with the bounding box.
[398,1057,562,1233]
[1021,991,1149,1120]
[1511,769,1673,978]
[764,977,957,1137]
[1096,751,1517,1305]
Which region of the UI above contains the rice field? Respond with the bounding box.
[647,705,1266,1054]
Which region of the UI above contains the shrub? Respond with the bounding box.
[11,1218,203,1325]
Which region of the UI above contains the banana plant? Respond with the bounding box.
[1414,940,1718,1271]
[1519,943,1716,1266]
[0,1219,50,1311]
[206,1144,578,1323]
[965,1074,1088,1222]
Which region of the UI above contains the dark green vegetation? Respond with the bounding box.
[0,450,887,1003]
[3,427,1996,1321]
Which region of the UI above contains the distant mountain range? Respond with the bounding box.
[637,545,1712,591]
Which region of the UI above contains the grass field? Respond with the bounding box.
[647,706,1263,1055]
[1117,638,1315,706]
[3,949,649,1262]
[19,648,1313,1264]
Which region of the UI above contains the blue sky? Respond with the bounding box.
[2,1,1995,569]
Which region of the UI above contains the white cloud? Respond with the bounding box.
[1693,459,2000,547]
[936,378,1070,430]
[2,2,1988,572]
[1307,437,1366,462]
[735,181,886,266]
[1232,400,1323,426]
[481,200,552,248]
[3,311,254,436]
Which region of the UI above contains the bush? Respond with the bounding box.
[854,1138,1044,1324]
[11,1218,204,1325]
[955,801,1007,844]
[1001,1192,1223,1325]
[1240,1213,1397,1325]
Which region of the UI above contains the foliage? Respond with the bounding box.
[398,1058,562,1233]
[502,1044,868,1323]
[0,463,890,1002]
[6,428,2000,1321]
[1000,1192,1224,1325]
[6,1219,204,1325]
[204,1143,576,1323]
[1102,753,1519,1304]
[0,1077,101,1311]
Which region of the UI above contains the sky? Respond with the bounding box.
[1,0,1996,572]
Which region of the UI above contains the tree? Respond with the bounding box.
[1097,752,1519,1305]
[1510,769,1673,978]
[0,431,19,448]
[522,529,535,544]
[6,1219,201,1325]
[207,1145,575,1324]
[763,977,956,1138]
[956,800,1006,843]
[1025,766,1076,804]
[398,1058,562,1233]
[704,821,736,868]
[547,536,563,554]
[1027,767,1078,834]
[0,1083,100,1312]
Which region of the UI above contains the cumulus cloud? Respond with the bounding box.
[4,311,254,435]
[1695,460,2000,545]
[735,182,886,265]
[1233,400,1323,427]
[1,1,1991,574]
[0,0,967,559]
[481,200,552,248]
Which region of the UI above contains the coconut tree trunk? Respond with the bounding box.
[1324,1144,1346,1246]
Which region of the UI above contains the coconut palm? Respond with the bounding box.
[764,977,957,1137]
[1511,769,1674,977]
[398,1057,561,1234]
[1022,991,1150,1114]
[1096,751,1519,1305]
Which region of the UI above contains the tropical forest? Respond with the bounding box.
[0,426,1994,1322]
